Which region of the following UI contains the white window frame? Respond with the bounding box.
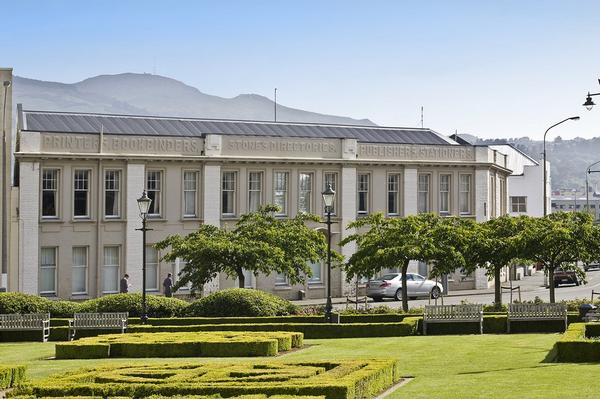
[417,173,431,213]
[182,170,199,218]
[146,170,163,218]
[511,196,527,213]
[247,171,263,213]
[459,174,472,215]
[298,172,314,214]
[41,168,60,219]
[323,171,338,215]
[104,169,121,219]
[72,246,88,295]
[357,173,370,215]
[439,174,451,216]
[273,171,289,216]
[102,246,120,294]
[222,171,237,217]
[40,247,57,295]
[73,169,91,219]
[387,173,401,216]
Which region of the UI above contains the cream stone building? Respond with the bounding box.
[5,103,512,300]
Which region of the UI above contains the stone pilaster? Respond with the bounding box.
[403,168,418,216]
[201,163,221,295]
[125,163,145,292]
[19,161,39,294]
[340,166,357,296]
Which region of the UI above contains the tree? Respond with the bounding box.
[474,215,531,306]
[341,213,472,312]
[522,212,594,303]
[155,205,330,293]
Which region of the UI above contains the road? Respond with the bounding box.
[333,269,600,311]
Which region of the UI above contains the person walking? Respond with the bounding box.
[120,274,130,293]
[163,273,173,297]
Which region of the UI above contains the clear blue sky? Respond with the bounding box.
[2,0,600,139]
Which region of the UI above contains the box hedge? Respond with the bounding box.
[555,323,600,362]
[11,396,322,399]
[183,289,298,317]
[0,365,26,389]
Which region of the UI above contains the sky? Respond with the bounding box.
[2,0,600,140]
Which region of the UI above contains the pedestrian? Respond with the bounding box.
[163,273,174,297]
[120,274,130,293]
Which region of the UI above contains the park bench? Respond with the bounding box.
[68,312,128,340]
[507,303,567,333]
[0,313,50,342]
[423,304,483,335]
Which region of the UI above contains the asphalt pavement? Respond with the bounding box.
[293,269,600,310]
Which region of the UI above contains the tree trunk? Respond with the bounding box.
[494,266,502,306]
[237,270,245,289]
[401,262,409,312]
[548,267,555,303]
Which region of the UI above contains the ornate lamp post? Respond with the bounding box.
[136,191,152,324]
[543,117,580,215]
[321,184,335,323]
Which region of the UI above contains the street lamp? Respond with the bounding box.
[543,116,580,216]
[582,79,600,111]
[2,81,11,286]
[136,191,152,324]
[321,184,335,323]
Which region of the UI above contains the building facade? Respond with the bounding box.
[7,108,511,300]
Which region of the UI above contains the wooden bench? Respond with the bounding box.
[68,312,128,340]
[507,303,567,333]
[0,313,50,342]
[423,304,483,335]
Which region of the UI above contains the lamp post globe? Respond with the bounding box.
[584,93,596,111]
[321,184,335,323]
[136,191,152,324]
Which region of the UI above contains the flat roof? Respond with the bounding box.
[21,109,457,146]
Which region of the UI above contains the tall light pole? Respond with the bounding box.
[543,117,580,216]
[586,160,600,213]
[2,80,10,286]
[136,191,152,324]
[321,184,335,323]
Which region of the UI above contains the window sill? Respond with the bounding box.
[274,285,292,291]
[71,218,96,223]
[181,217,202,222]
[307,283,324,289]
[70,294,89,300]
[40,218,63,223]
[146,218,167,222]
[103,217,124,222]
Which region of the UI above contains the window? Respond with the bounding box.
[145,246,159,291]
[222,171,237,216]
[275,272,289,286]
[308,260,322,284]
[103,246,120,294]
[387,174,400,216]
[417,174,430,213]
[439,174,451,215]
[323,172,338,214]
[42,169,59,218]
[298,172,313,213]
[248,171,263,212]
[183,171,198,217]
[72,247,87,295]
[242,269,254,288]
[172,258,191,291]
[273,172,289,216]
[357,173,370,215]
[104,170,120,218]
[40,247,57,295]
[510,196,527,213]
[459,174,472,215]
[146,171,162,217]
[73,169,90,218]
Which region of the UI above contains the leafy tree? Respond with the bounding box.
[474,215,531,305]
[155,205,330,293]
[521,212,594,303]
[341,213,472,312]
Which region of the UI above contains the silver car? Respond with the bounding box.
[367,273,443,301]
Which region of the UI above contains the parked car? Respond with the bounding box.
[584,262,600,272]
[367,273,443,301]
[553,268,580,287]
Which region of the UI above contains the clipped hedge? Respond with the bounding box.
[0,365,26,389]
[183,289,298,317]
[420,314,575,335]
[17,360,401,399]
[11,396,323,399]
[129,317,420,339]
[77,294,188,318]
[555,323,600,362]
[0,293,79,318]
[55,331,303,359]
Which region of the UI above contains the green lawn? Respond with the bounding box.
[2,333,597,398]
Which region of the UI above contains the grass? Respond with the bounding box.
[1,333,597,398]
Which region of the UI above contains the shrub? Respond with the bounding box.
[555,323,600,362]
[0,365,26,389]
[184,289,298,317]
[76,294,189,318]
[55,343,110,359]
[0,293,80,317]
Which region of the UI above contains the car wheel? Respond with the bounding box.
[431,286,441,299]
[394,289,402,301]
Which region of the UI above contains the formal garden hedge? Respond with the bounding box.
[55,331,303,359]
[554,323,600,362]
[11,396,324,399]
[15,360,402,399]
[0,365,26,389]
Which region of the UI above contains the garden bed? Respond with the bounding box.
[55,331,303,359]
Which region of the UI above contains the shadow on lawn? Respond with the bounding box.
[457,364,554,375]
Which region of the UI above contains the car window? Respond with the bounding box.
[413,274,425,281]
[405,274,414,281]
[380,274,399,281]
